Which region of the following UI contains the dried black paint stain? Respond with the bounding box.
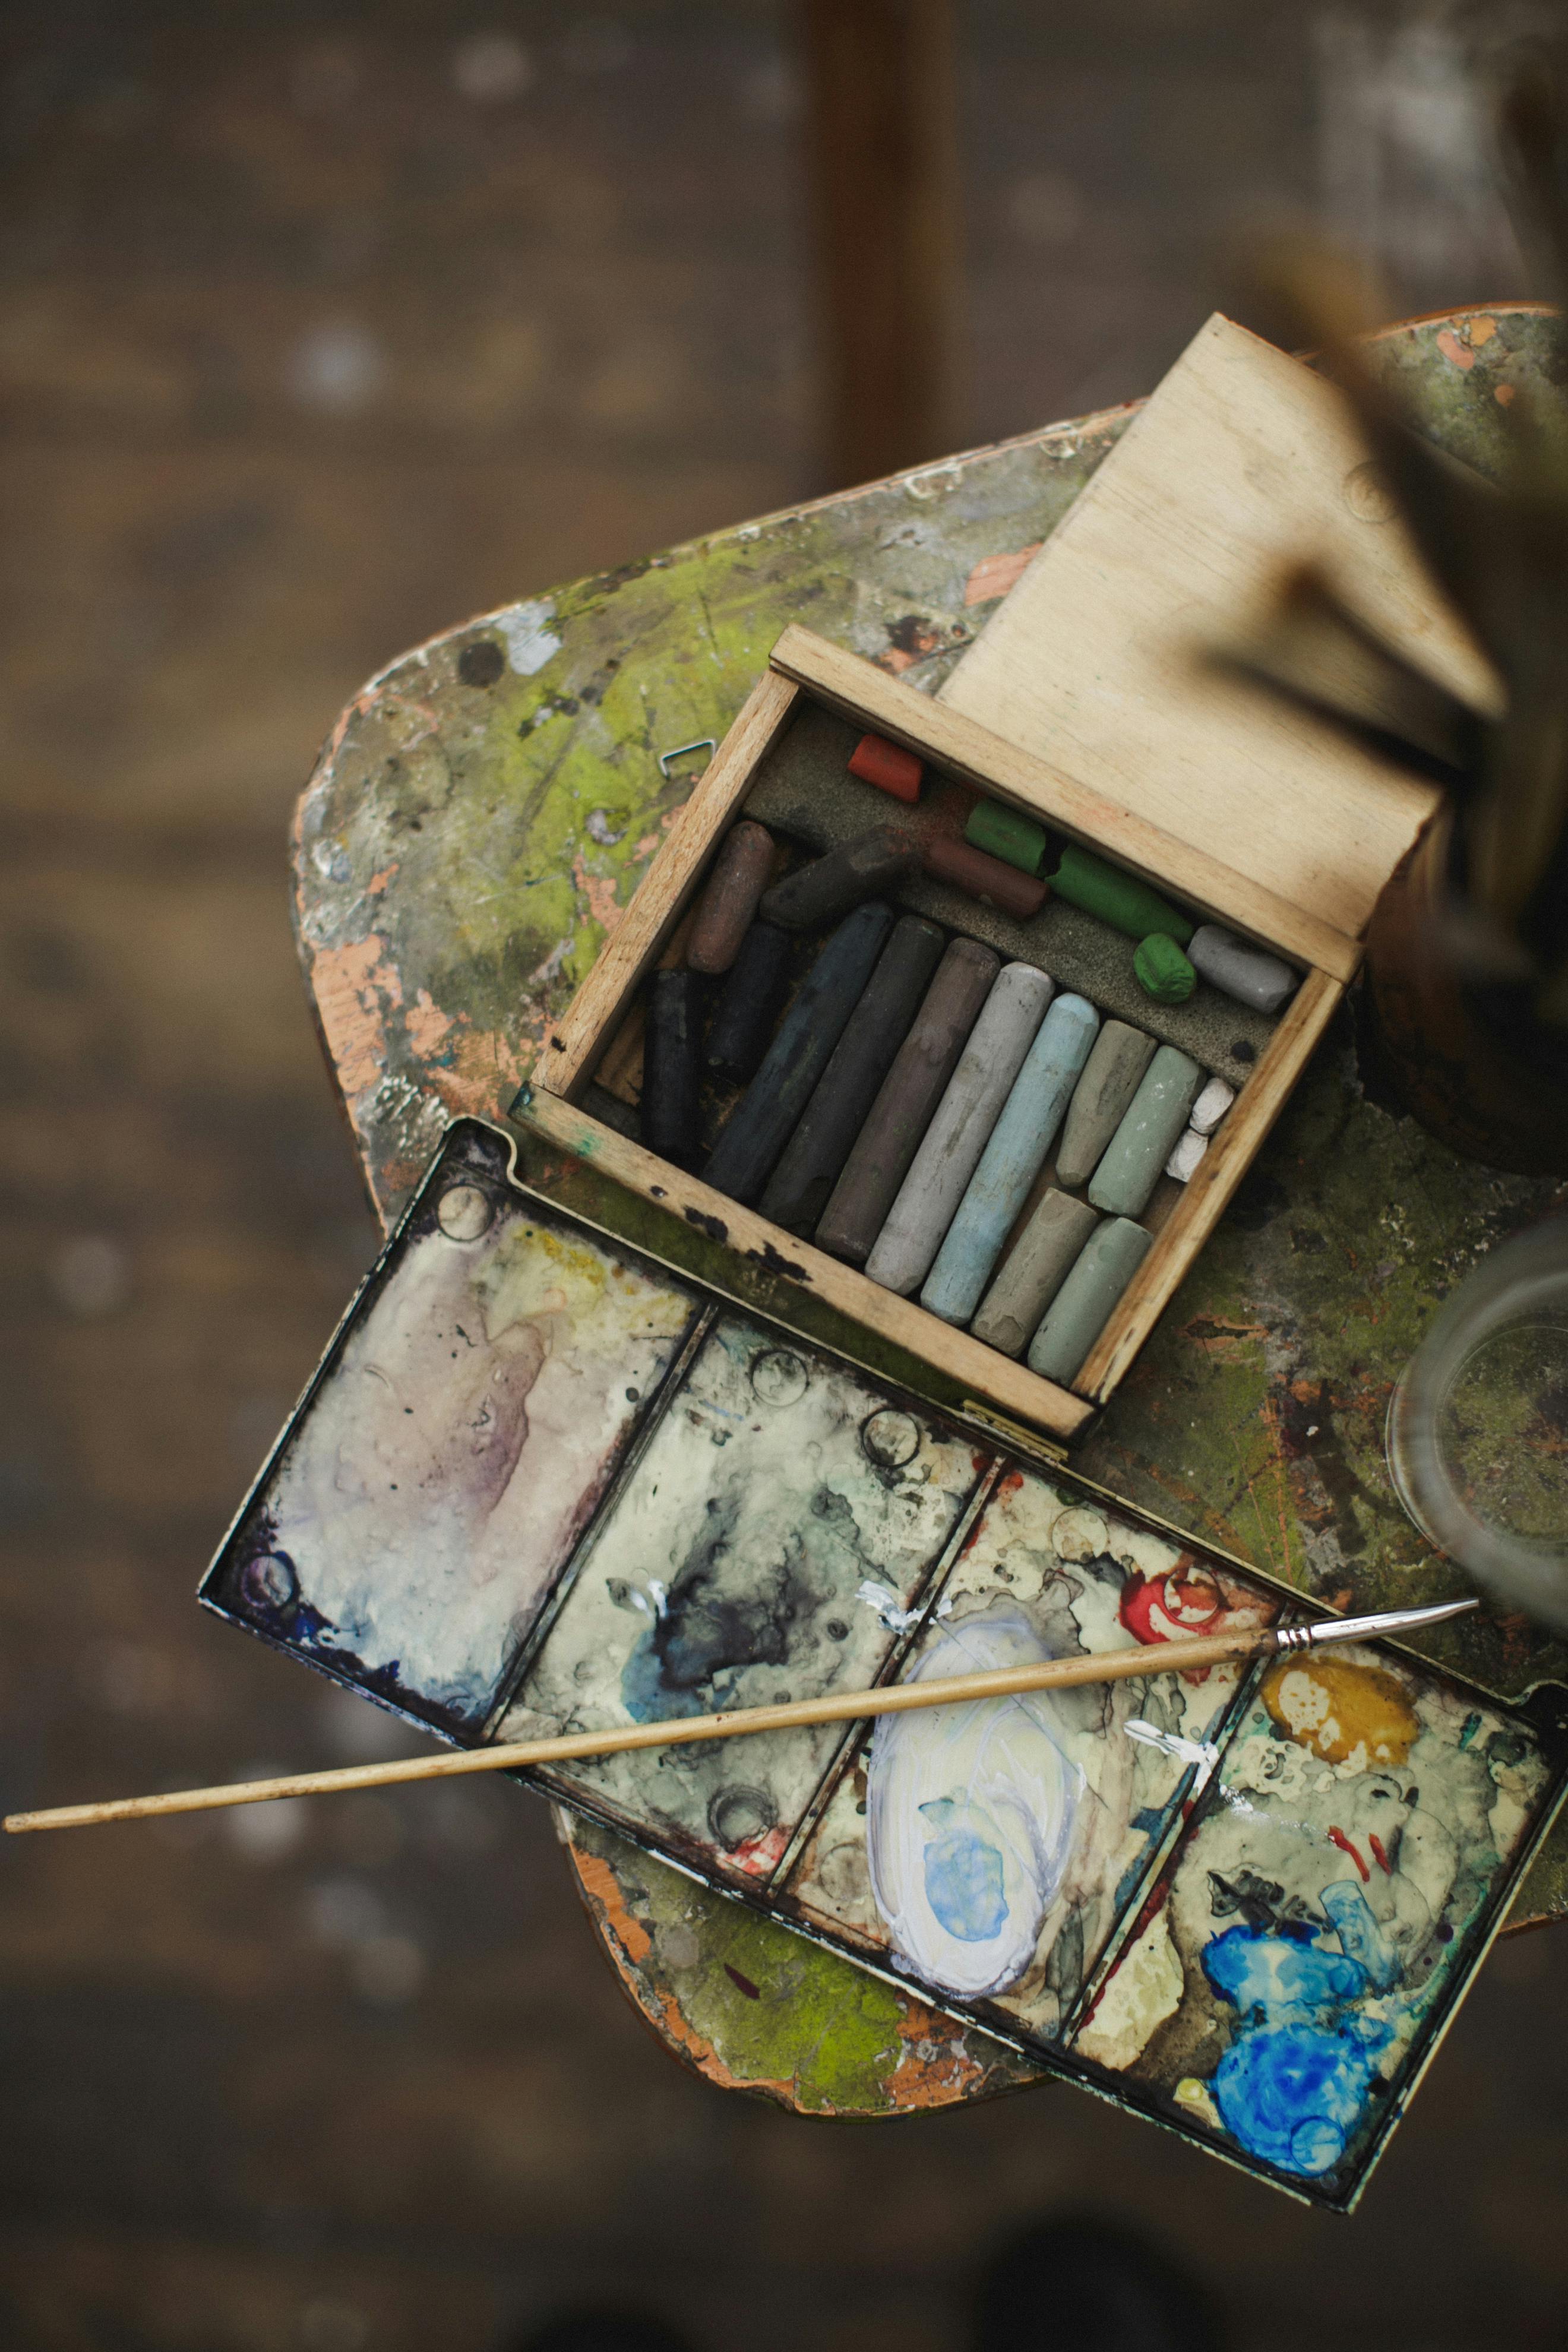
[646,1494,817,1694]
[684,1207,728,1243]
[745,1239,808,1281]
[458,639,505,688]
[1277,1377,1376,1561]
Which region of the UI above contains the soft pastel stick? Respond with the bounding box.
[972,1189,1098,1358]
[1050,843,1193,943]
[687,821,777,975]
[815,937,1000,1265]
[964,799,1049,876]
[921,992,1099,1327]
[760,826,917,931]
[1054,1020,1156,1191]
[864,962,1054,1297]
[759,916,946,1234]
[640,970,702,1169]
[848,733,924,803]
[1027,1216,1152,1384]
[1190,1074,1236,1134]
[1188,924,1298,1013]
[705,921,794,1086]
[704,902,894,1204]
[1133,932,1196,1003]
[1088,1045,1203,1218]
[921,833,1049,920]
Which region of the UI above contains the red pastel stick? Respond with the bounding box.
[848,733,924,804]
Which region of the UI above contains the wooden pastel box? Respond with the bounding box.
[522,621,1343,1445]
[521,315,1494,1446]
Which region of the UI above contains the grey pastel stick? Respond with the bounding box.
[864,961,1054,1296]
[921,992,1099,1327]
[759,916,946,1234]
[1088,1045,1204,1218]
[704,901,894,1205]
[1054,1019,1156,1190]
[972,1189,1099,1358]
[1187,924,1298,1014]
[760,824,918,931]
[1027,1216,1152,1385]
[815,937,1000,1264]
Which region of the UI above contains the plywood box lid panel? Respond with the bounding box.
[940,314,1501,943]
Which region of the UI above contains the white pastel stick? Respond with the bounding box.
[1189,1075,1235,1135]
[1166,1129,1209,1183]
[865,962,1054,1295]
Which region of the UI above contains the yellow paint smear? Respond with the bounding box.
[1261,1655,1418,1768]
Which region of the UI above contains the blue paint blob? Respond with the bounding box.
[1200,1926,1396,2180]
[919,1798,1010,1942]
[1204,1924,1367,2018]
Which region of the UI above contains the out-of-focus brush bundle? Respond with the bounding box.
[1234,59,1568,1174]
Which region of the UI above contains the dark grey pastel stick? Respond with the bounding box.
[815,936,1000,1264]
[705,921,794,1086]
[640,969,703,1168]
[759,824,918,931]
[704,902,895,1205]
[758,916,947,1234]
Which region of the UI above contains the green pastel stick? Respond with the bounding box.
[1050,844,1194,944]
[1133,932,1197,1003]
[1027,1216,1152,1384]
[964,799,1050,877]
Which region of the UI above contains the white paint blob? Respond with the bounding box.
[498,598,563,676]
[867,1604,1085,1999]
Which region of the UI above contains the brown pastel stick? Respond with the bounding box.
[815,935,1000,1264]
[686,821,777,975]
[921,834,1050,920]
[760,824,918,930]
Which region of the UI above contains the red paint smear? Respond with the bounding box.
[1368,1832,1393,1876]
[734,1824,791,1877]
[724,1964,761,2000]
[1120,1566,1224,1645]
[1328,1826,1370,1881]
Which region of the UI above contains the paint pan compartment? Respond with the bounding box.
[201,1115,1568,2213]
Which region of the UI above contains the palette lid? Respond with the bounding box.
[940,314,1501,949]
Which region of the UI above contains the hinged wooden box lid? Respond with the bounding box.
[938,313,1502,950]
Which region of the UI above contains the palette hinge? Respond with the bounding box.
[959,1400,1070,1466]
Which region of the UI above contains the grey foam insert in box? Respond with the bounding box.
[746,701,1276,1091]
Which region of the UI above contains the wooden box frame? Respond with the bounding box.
[525,624,1346,1447]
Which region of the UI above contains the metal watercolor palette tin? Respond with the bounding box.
[200,1118,1568,2212]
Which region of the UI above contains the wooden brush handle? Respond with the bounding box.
[3,1625,1276,1835]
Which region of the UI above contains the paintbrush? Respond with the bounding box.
[4,1598,1477,1836]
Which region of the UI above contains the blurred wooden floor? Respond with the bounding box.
[2,5,1566,2349]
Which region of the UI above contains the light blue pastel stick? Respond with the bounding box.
[920,992,1100,1327]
